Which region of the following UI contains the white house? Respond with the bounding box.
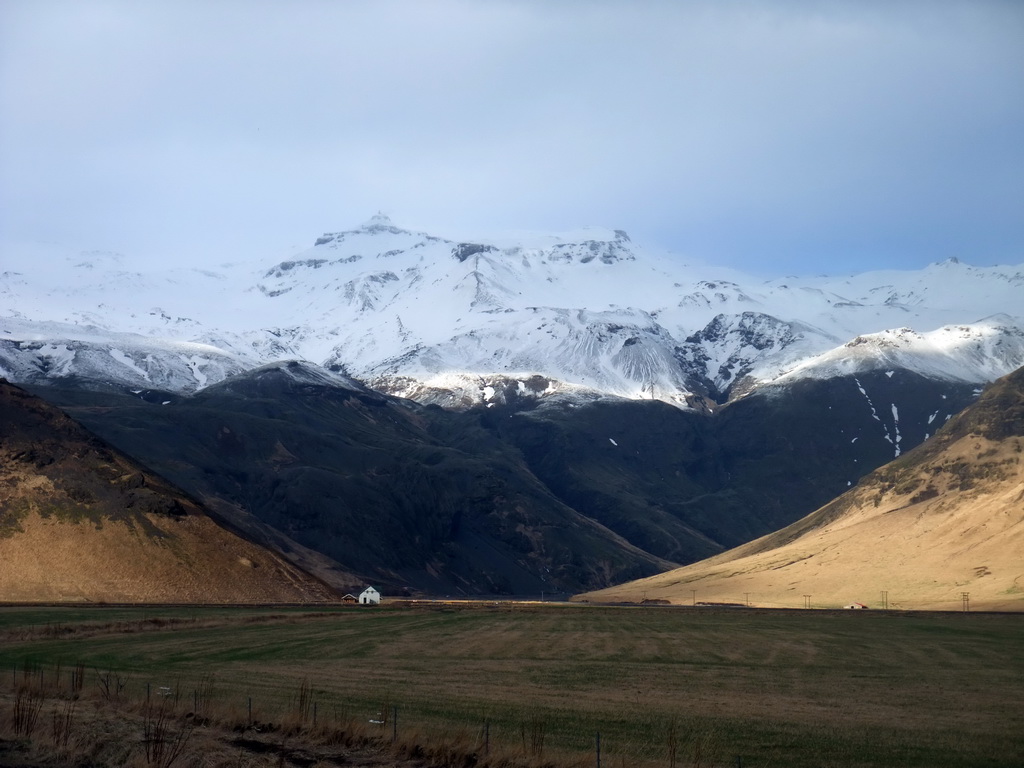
[359,586,381,605]
[844,602,869,609]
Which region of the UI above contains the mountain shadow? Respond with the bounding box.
[0,380,336,603]
[577,366,1024,611]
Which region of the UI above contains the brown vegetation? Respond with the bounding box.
[0,659,596,768]
[0,381,335,603]
[2,603,1022,767]
[578,368,1024,610]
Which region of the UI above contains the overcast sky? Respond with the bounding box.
[2,0,1022,275]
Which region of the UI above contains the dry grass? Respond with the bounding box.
[1,602,1022,767]
[0,507,336,604]
[0,676,590,768]
[579,435,1024,612]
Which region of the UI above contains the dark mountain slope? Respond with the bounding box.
[0,380,336,603]
[26,359,981,596]
[34,363,673,595]
[481,369,978,556]
[578,366,1024,611]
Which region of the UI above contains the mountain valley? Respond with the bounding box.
[578,366,1024,610]
[2,217,1023,599]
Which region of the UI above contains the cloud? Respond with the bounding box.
[2,0,1022,274]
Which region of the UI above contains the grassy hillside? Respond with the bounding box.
[577,367,1024,611]
[0,381,336,603]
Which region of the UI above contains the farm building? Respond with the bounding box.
[844,602,869,609]
[340,594,358,604]
[359,586,381,605]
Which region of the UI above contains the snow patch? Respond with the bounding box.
[854,378,900,457]
[25,343,76,376]
[180,355,208,388]
[890,403,901,456]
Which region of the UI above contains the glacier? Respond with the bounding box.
[2,215,1023,405]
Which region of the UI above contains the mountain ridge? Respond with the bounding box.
[3,216,1022,406]
[3,219,1022,597]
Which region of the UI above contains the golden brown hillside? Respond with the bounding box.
[577,367,1024,611]
[0,381,336,603]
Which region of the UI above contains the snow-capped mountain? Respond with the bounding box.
[775,318,1024,386]
[7,217,1023,595]
[0,317,251,394]
[2,214,1023,404]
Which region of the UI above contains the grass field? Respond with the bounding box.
[1,602,1022,767]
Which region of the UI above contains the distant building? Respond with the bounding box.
[359,586,381,605]
[844,602,869,609]
[340,593,358,604]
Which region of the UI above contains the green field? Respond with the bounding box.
[1,602,1022,767]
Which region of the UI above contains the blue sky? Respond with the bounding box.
[1,0,1022,276]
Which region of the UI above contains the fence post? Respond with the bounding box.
[313,701,318,728]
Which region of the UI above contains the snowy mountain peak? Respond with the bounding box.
[3,220,1024,407]
[774,322,1024,386]
[201,359,369,398]
[452,242,498,262]
[311,214,429,249]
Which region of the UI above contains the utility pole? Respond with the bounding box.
[691,589,696,606]
[880,590,888,610]
[744,593,750,607]
[961,592,970,612]
[803,595,811,609]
